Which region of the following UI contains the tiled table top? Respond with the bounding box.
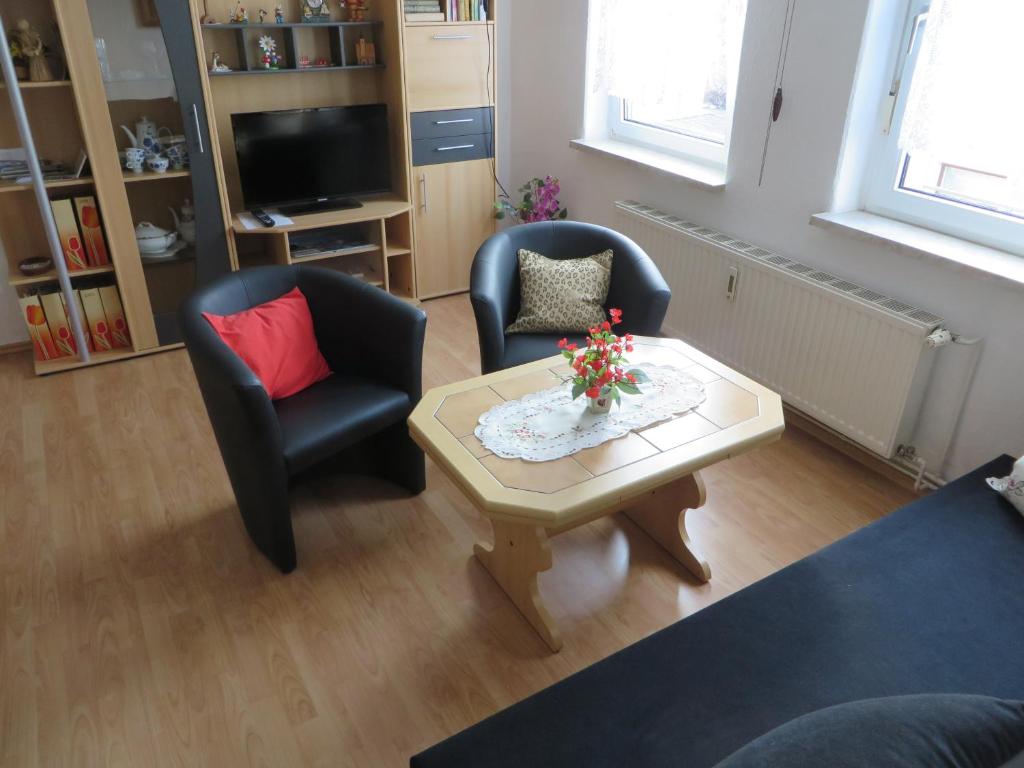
[408,337,784,527]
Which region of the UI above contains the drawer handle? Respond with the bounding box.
[432,34,472,40]
[436,144,474,151]
[434,118,474,125]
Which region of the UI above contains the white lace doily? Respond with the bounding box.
[475,365,707,462]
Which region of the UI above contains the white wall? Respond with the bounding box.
[504,0,1024,479]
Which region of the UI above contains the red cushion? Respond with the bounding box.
[203,287,331,400]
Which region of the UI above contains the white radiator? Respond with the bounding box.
[616,200,947,461]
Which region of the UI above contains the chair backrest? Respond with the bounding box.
[481,221,655,322]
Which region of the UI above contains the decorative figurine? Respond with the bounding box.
[258,36,280,69]
[275,4,284,22]
[210,51,232,72]
[301,0,331,22]
[258,8,268,23]
[231,3,249,23]
[299,55,310,68]
[343,0,368,22]
[16,20,54,83]
[199,0,216,24]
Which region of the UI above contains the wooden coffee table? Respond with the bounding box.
[408,336,784,651]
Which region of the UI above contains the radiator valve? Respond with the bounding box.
[925,328,953,348]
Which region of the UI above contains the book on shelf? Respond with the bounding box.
[49,198,88,271]
[62,290,94,352]
[39,290,78,357]
[18,294,59,362]
[79,287,113,351]
[98,285,131,349]
[406,11,445,20]
[73,196,110,267]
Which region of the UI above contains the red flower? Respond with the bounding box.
[609,307,623,324]
[601,321,611,331]
[567,343,578,351]
[626,344,634,353]
[625,333,634,342]
[586,386,600,399]
[627,373,637,383]
[557,338,568,349]
[589,359,602,371]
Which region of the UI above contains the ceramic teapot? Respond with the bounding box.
[168,199,196,245]
[120,116,158,149]
[134,221,177,254]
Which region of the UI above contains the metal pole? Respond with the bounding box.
[0,17,91,362]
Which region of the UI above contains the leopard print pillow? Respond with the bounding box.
[506,248,614,335]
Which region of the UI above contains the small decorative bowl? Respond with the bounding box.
[18,256,52,276]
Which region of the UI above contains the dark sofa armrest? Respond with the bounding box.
[605,232,671,337]
[300,268,427,401]
[471,232,518,374]
[179,298,288,479]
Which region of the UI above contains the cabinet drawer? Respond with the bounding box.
[404,24,493,112]
[411,108,494,141]
[412,133,493,167]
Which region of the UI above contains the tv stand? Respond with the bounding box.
[277,197,363,216]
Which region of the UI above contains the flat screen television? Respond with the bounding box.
[231,104,391,214]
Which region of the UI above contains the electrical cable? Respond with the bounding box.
[758,0,797,186]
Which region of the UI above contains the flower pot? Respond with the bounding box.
[587,395,612,414]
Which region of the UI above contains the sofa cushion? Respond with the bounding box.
[203,286,331,400]
[274,374,410,474]
[410,456,1024,768]
[505,248,613,334]
[713,695,1024,768]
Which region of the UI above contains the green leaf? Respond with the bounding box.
[558,208,569,219]
[571,380,588,400]
[617,382,641,395]
[626,368,649,383]
[608,386,621,402]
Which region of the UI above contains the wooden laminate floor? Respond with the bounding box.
[0,295,916,767]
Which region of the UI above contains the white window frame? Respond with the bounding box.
[607,95,729,167]
[864,0,1024,255]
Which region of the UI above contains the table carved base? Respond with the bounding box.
[474,471,710,653]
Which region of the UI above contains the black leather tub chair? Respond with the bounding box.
[180,265,427,573]
[470,221,672,374]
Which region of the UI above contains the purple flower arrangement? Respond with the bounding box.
[495,176,569,224]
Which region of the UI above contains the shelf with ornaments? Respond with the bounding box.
[201,19,383,76]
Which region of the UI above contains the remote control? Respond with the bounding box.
[251,208,275,227]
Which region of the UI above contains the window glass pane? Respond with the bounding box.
[621,0,745,145]
[897,0,1024,219]
[901,153,1024,219]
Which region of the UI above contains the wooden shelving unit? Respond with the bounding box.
[9,263,115,287]
[122,169,191,184]
[0,79,74,90]
[0,176,94,194]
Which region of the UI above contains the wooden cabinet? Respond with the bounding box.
[404,24,493,112]
[413,159,495,299]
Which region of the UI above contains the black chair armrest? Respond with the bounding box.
[604,232,672,336]
[471,232,519,374]
[179,296,288,477]
[299,268,427,401]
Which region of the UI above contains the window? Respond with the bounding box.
[591,0,747,168]
[864,0,1024,254]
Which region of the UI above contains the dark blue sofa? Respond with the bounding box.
[411,456,1024,767]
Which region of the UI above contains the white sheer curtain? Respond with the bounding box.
[899,0,1024,175]
[589,0,744,119]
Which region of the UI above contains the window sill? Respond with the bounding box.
[810,210,1024,290]
[570,138,726,191]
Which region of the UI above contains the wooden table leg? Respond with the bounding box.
[623,472,711,583]
[474,520,563,652]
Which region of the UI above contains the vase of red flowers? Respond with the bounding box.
[559,308,648,414]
